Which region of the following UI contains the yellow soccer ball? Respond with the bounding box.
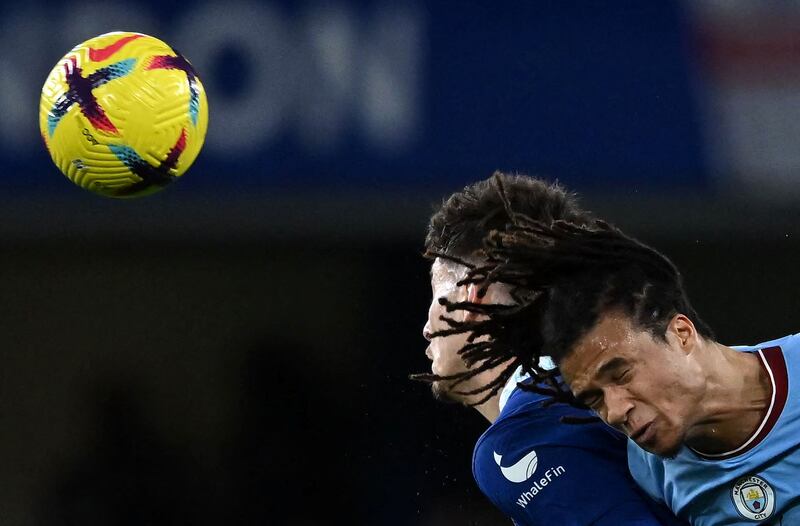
[39,31,209,198]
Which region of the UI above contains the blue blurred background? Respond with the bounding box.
[1,1,799,524]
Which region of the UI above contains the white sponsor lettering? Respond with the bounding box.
[515,466,566,508]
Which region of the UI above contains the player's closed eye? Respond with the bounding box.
[614,369,631,383]
[585,394,603,411]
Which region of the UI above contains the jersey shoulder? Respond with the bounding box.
[736,333,800,397]
[476,386,625,459]
[736,333,800,355]
[627,440,666,503]
[473,389,661,525]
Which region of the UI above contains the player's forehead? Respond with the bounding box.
[430,257,469,293]
[561,312,637,390]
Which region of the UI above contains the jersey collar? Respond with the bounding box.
[497,356,556,412]
[690,346,789,460]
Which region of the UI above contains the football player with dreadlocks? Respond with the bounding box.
[441,180,800,525]
[413,173,684,525]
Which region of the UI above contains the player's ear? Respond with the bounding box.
[467,282,483,304]
[669,313,697,354]
[463,282,484,322]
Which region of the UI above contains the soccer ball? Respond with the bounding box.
[39,31,209,198]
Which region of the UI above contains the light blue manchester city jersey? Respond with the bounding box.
[628,334,800,525]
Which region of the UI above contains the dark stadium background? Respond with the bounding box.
[1,1,799,524]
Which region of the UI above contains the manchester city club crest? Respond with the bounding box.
[731,475,776,521]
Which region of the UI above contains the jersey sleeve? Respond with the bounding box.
[473,429,679,525]
[626,440,666,504]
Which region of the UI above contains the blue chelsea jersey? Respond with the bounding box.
[473,368,685,525]
[628,334,800,525]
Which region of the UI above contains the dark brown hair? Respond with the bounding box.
[428,177,715,412]
[412,172,597,405]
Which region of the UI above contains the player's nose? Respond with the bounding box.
[422,321,432,341]
[603,387,633,428]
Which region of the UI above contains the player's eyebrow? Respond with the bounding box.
[572,357,629,405]
[595,356,629,379]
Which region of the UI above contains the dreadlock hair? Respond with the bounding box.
[441,204,716,418]
[425,171,594,263]
[410,172,597,406]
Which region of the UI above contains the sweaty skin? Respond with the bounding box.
[560,311,771,457]
[423,258,513,422]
